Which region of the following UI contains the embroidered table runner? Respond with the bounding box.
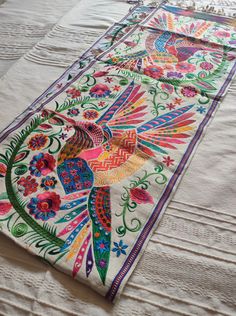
[0,3,235,302]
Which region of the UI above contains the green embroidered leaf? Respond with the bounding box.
[14,165,28,175]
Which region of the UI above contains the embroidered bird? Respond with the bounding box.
[49,81,195,284]
[106,15,223,71]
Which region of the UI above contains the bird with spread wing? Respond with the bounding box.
[50,81,195,284]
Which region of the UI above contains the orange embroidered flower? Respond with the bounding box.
[28,134,48,151]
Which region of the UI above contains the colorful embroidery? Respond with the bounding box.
[0,3,235,302]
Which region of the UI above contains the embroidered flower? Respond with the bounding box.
[41,176,57,191]
[181,86,198,98]
[27,192,61,221]
[161,83,174,94]
[173,98,183,105]
[66,87,81,99]
[105,77,113,83]
[200,62,213,70]
[166,103,175,110]
[59,133,68,140]
[83,110,99,120]
[17,176,38,196]
[64,125,73,132]
[95,239,109,254]
[89,84,111,98]
[29,153,56,177]
[98,101,106,107]
[0,201,12,215]
[112,240,128,257]
[144,65,164,79]
[197,106,206,114]
[163,156,174,167]
[28,134,48,151]
[167,71,183,79]
[98,259,107,269]
[67,107,80,117]
[113,85,121,92]
[130,187,154,204]
[176,62,196,73]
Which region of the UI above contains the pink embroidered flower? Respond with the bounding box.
[130,187,154,204]
[98,101,106,107]
[181,86,198,98]
[93,71,109,78]
[113,85,121,92]
[144,65,164,79]
[200,62,213,70]
[163,156,174,167]
[17,176,38,196]
[176,62,196,73]
[214,30,230,38]
[66,87,81,99]
[0,201,12,215]
[28,134,48,151]
[161,83,174,94]
[89,84,111,98]
[29,153,56,177]
[83,110,99,120]
[27,192,61,221]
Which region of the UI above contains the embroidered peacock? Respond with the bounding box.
[51,81,195,284]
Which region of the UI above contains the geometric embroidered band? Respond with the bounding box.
[0,3,235,302]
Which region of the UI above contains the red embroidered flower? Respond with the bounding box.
[98,101,106,107]
[130,187,154,204]
[0,201,12,215]
[161,83,174,94]
[181,86,198,98]
[17,176,38,196]
[166,103,175,110]
[28,134,48,151]
[163,156,174,167]
[89,84,111,98]
[66,87,81,99]
[200,62,213,70]
[176,62,196,73]
[144,65,164,79]
[113,85,121,92]
[83,110,99,120]
[29,153,56,177]
[27,192,61,221]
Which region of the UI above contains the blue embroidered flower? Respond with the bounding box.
[95,239,109,254]
[112,240,128,257]
[41,176,57,191]
[67,107,80,117]
[197,106,206,114]
[59,132,68,140]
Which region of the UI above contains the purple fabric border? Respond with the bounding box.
[105,60,236,301]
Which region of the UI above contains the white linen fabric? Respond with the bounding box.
[0,0,79,77]
[0,0,236,315]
